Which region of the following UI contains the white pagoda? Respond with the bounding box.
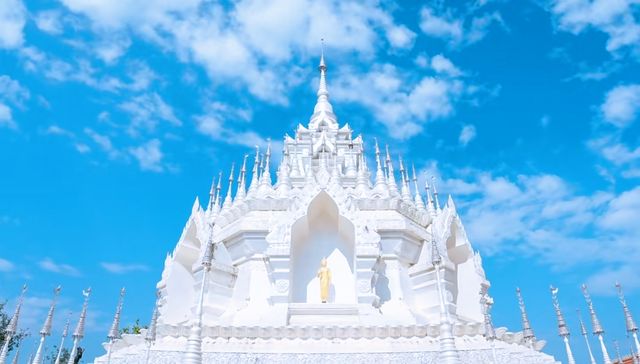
[94,55,559,363]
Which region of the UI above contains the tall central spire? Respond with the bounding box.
[309,40,337,130]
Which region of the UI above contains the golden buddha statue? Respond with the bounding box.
[317,258,332,303]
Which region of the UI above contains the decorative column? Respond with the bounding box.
[431,230,461,364]
[0,284,27,364]
[577,309,597,364]
[53,317,70,364]
[479,286,498,364]
[515,288,536,349]
[144,292,160,364]
[582,284,612,364]
[616,282,640,357]
[183,225,215,364]
[550,286,575,364]
[32,286,62,364]
[69,288,91,362]
[106,288,126,364]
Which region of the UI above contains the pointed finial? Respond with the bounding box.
[581,284,605,334]
[412,164,425,210]
[73,287,92,339]
[222,163,235,210]
[320,38,326,71]
[550,285,570,337]
[516,287,536,344]
[616,282,638,333]
[213,172,222,211]
[235,154,249,202]
[373,138,387,191]
[107,287,126,340]
[399,156,412,203]
[385,145,399,196]
[577,309,589,336]
[432,176,441,212]
[430,227,442,267]
[40,285,62,337]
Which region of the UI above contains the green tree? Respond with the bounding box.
[0,301,29,354]
[45,345,71,364]
[120,319,147,335]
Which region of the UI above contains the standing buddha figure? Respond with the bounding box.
[317,258,332,303]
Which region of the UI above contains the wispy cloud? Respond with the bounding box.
[0,0,26,49]
[100,262,149,274]
[0,257,14,272]
[39,258,81,276]
[458,124,476,146]
[128,139,165,172]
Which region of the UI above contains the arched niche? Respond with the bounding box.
[289,191,356,304]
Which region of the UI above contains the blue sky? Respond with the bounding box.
[1,0,639,362]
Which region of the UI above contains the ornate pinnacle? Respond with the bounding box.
[260,140,272,186]
[146,292,161,344]
[616,282,638,333]
[73,287,92,339]
[248,146,260,196]
[108,288,126,340]
[399,157,412,203]
[222,163,235,210]
[581,284,604,335]
[577,309,589,336]
[40,286,62,336]
[516,287,536,342]
[385,145,399,196]
[550,286,570,337]
[62,317,70,338]
[432,176,441,212]
[235,154,248,201]
[213,172,222,212]
[412,164,425,210]
[7,284,27,335]
[425,176,436,217]
[373,138,387,189]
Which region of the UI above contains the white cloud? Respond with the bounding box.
[34,10,64,35]
[419,6,503,47]
[551,0,640,55]
[430,54,462,77]
[59,0,414,103]
[601,84,640,128]
[101,262,149,274]
[84,128,120,158]
[0,103,16,129]
[119,93,181,135]
[0,0,26,49]
[427,163,640,293]
[39,258,81,276]
[128,139,164,172]
[459,125,476,146]
[0,75,30,106]
[331,63,466,139]
[0,257,14,272]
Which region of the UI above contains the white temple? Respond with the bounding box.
[93,55,559,363]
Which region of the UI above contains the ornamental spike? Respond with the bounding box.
[235,154,248,202]
[74,287,91,339]
[259,140,272,189]
[213,172,222,213]
[581,284,604,334]
[425,175,436,217]
[412,164,425,211]
[247,146,260,197]
[385,145,399,196]
[516,287,536,345]
[550,286,570,337]
[108,287,126,340]
[53,315,71,364]
[222,163,235,211]
[373,138,387,191]
[0,285,27,364]
[577,309,598,364]
[432,176,441,213]
[399,156,412,203]
[33,286,62,364]
[616,282,638,333]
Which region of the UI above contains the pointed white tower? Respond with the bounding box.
[69,288,91,362]
[412,164,425,211]
[309,41,338,130]
[221,164,235,212]
[550,286,576,364]
[106,288,126,364]
[516,287,536,348]
[582,284,612,364]
[53,316,71,364]
[616,282,640,356]
[0,284,27,364]
[32,286,62,364]
[385,146,399,197]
